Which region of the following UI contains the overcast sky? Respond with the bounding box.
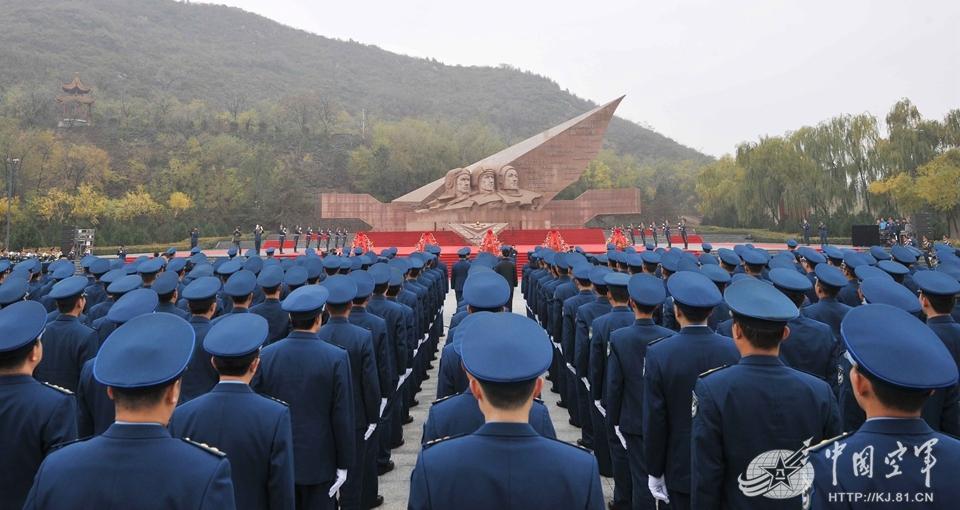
[199,0,958,157]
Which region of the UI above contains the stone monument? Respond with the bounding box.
[320,96,641,230]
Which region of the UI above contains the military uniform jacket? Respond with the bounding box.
[421,392,556,444]
[837,280,862,308]
[495,258,518,290]
[91,315,120,348]
[83,282,106,311]
[928,315,960,369]
[76,357,113,438]
[156,301,191,320]
[801,297,852,340]
[780,315,840,385]
[409,422,604,510]
[574,298,611,379]
[451,260,470,295]
[388,296,417,366]
[250,298,290,345]
[562,291,596,366]
[588,306,635,403]
[23,423,235,510]
[643,325,740,493]
[0,375,77,510]
[349,306,394,397]
[169,382,295,510]
[33,315,98,392]
[402,281,428,337]
[317,317,381,428]
[85,298,113,324]
[396,288,421,343]
[690,356,841,509]
[807,418,960,509]
[606,319,674,434]
[367,295,409,379]
[253,331,356,484]
[180,316,220,403]
[549,277,575,340]
[436,334,468,399]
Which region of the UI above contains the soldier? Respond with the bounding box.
[638,222,648,247]
[214,269,257,322]
[627,224,636,245]
[679,220,688,250]
[801,264,852,339]
[250,266,290,344]
[663,222,672,249]
[574,267,613,454]
[305,227,313,250]
[643,271,740,509]
[34,276,98,392]
[170,314,295,510]
[190,227,200,250]
[651,223,659,247]
[818,222,828,246]
[293,225,302,253]
[802,219,811,245]
[915,271,960,368]
[806,305,960,509]
[254,224,264,255]
[278,224,287,254]
[179,276,222,402]
[451,247,471,303]
[252,285,354,510]
[233,226,242,252]
[691,278,841,509]
[0,301,77,510]
[24,313,236,509]
[116,244,126,261]
[317,276,381,510]
[606,274,674,510]
[589,272,639,509]
[408,313,604,510]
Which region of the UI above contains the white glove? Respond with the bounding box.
[593,400,606,418]
[364,423,377,441]
[328,469,348,497]
[648,475,670,503]
[614,425,627,450]
[379,398,388,418]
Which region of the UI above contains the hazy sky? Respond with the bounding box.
[199,0,958,157]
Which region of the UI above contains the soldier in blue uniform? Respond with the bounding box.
[213,269,257,323]
[588,272,636,508]
[451,247,471,303]
[409,312,604,510]
[806,304,960,509]
[153,271,190,320]
[766,268,840,384]
[180,276,223,402]
[34,276,98,392]
[254,224,264,255]
[190,226,200,249]
[574,266,613,453]
[317,275,382,510]
[691,278,841,509]
[560,264,596,428]
[801,264,852,339]
[251,266,290,344]
[915,270,960,369]
[170,314,295,510]
[643,271,740,510]
[605,273,674,510]
[83,258,111,311]
[0,301,77,510]
[76,289,158,438]
[24,313,236,509]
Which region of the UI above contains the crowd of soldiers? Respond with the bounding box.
[616,220,691,250]
[197,226,352,256]
[3,234,960,509]
[522,239,960,509]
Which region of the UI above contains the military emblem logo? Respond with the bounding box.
[738,438,814,499]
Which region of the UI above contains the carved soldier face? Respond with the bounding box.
[456,173,471,195]
[479,172,496,193]
[504,168,520,190]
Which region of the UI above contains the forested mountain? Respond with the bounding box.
[0,0,704,164]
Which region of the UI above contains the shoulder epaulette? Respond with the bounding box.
[50,437,90,452]
[261,394,289,407]
[806,432,852,453]
[42,382,74,395]
[423,433,465,449]
[182,438,227,457]
[790,367,828,383]
[647,335,672,347]
[547,436,592,453]
[533,397,544,404]
[698,364,732,378]
[431,393,460,405]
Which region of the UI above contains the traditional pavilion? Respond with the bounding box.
[56,74,94,126]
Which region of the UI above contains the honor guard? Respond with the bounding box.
[691,278,841,509]
[806,305,960,509]
[643,271,740,509]
[278,224,287,254]
[293,225,302,253]
[317,276,382,510]
[34,276,98,392]
[23,313,236,509]
[409,313,604,510]
[170,314,295,510]
[606,273,674,510]
[254,224,264,255]
[76,288,158,438]
[190,227,200,249]
[0,301,77,510]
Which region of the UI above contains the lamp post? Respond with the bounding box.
[3,158,19,253]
